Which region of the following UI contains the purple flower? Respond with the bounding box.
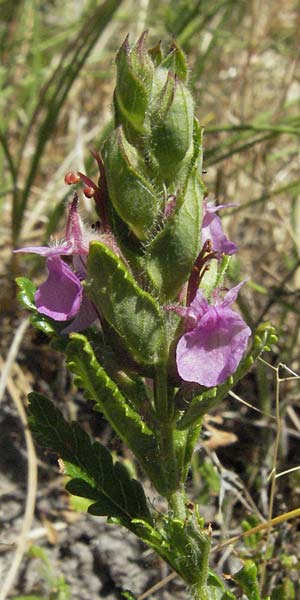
[202,200,237,257]
[15,195,98,332]
[176,282,251,387]
[35,257,83,321]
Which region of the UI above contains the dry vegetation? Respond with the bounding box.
[0,0,300,598]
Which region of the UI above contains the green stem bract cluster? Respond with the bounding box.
[102,32,203,301]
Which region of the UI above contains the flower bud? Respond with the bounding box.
[145,120,203,299]
[102,126,160,240]
[150,69,194,184]
[158,39,189,82]
[114,32,154,145]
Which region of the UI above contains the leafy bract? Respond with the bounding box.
[103,127,160,240]
[234,560,260,600]
[16,277,36,311]
[28,392,152,529]
[145,121,203,300]
[66,334,165,493]
[86,241,164,364]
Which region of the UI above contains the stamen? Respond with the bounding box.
[65,192,83,249]
[91,151,110,234]
[83,186,95,198]
[187,240,218,306]
[78,172,98,191]
[64,171,81,185]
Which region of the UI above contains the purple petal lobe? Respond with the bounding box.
[65,195,89,255]
[185,290,209,329]
[204,201,237,214]
[62,292,98,333]
[202,210,237,256]
[35,257,82,321]
[221,280,248,308]
[176,306,251,387]
[14,243,73,257]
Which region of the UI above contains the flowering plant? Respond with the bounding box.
[16,33,276,600]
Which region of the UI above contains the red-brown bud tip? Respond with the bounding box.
[64,171,81,185]
[83,186,95,198]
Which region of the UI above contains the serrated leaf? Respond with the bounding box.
[205,570,236,600]
[29,313,57,335]
[86,241,165,364]
[28,395,177,569]
[234,560,260,600]
[160,517,211,586]
[177,324,277,429]
[66,333,166,493]
[28,392,153,528]
[16,277,37,311]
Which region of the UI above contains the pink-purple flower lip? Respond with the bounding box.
[176,281,251,387]
[202,200,237,257]
[35,257,83,321]
[14,194,99,332]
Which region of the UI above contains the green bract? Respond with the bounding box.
[86,241,165,364]
[102,126,160,240]
[114,32,154,143]
[145,120,203,299]
[150,69,194,184]
[145,168,202,299]
[102,30,202,281]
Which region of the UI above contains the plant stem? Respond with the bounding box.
[191,584,210,600]
[168,484,187,520]
[154,362,179,496]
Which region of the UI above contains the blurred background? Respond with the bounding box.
[0,1,300,598]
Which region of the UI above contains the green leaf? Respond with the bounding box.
[103,126,160,239]
[16,277,37,311]
[121,591,138,600]
[86,241,165,364]
[161,516,211,587]
[28,392,153,529]
[206,570,236,599]
[177,324,277,429]
[11,597,44,600]
[150,69,194,183]
[29,313,58,335]
[66,333,166,493]
[146,168,202,300]
[114,32,154,141]
[234,560,260,600]
[271,579,295,599]
[242,515,262,549]
[145,119,203,299]
[160,40,189,81]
